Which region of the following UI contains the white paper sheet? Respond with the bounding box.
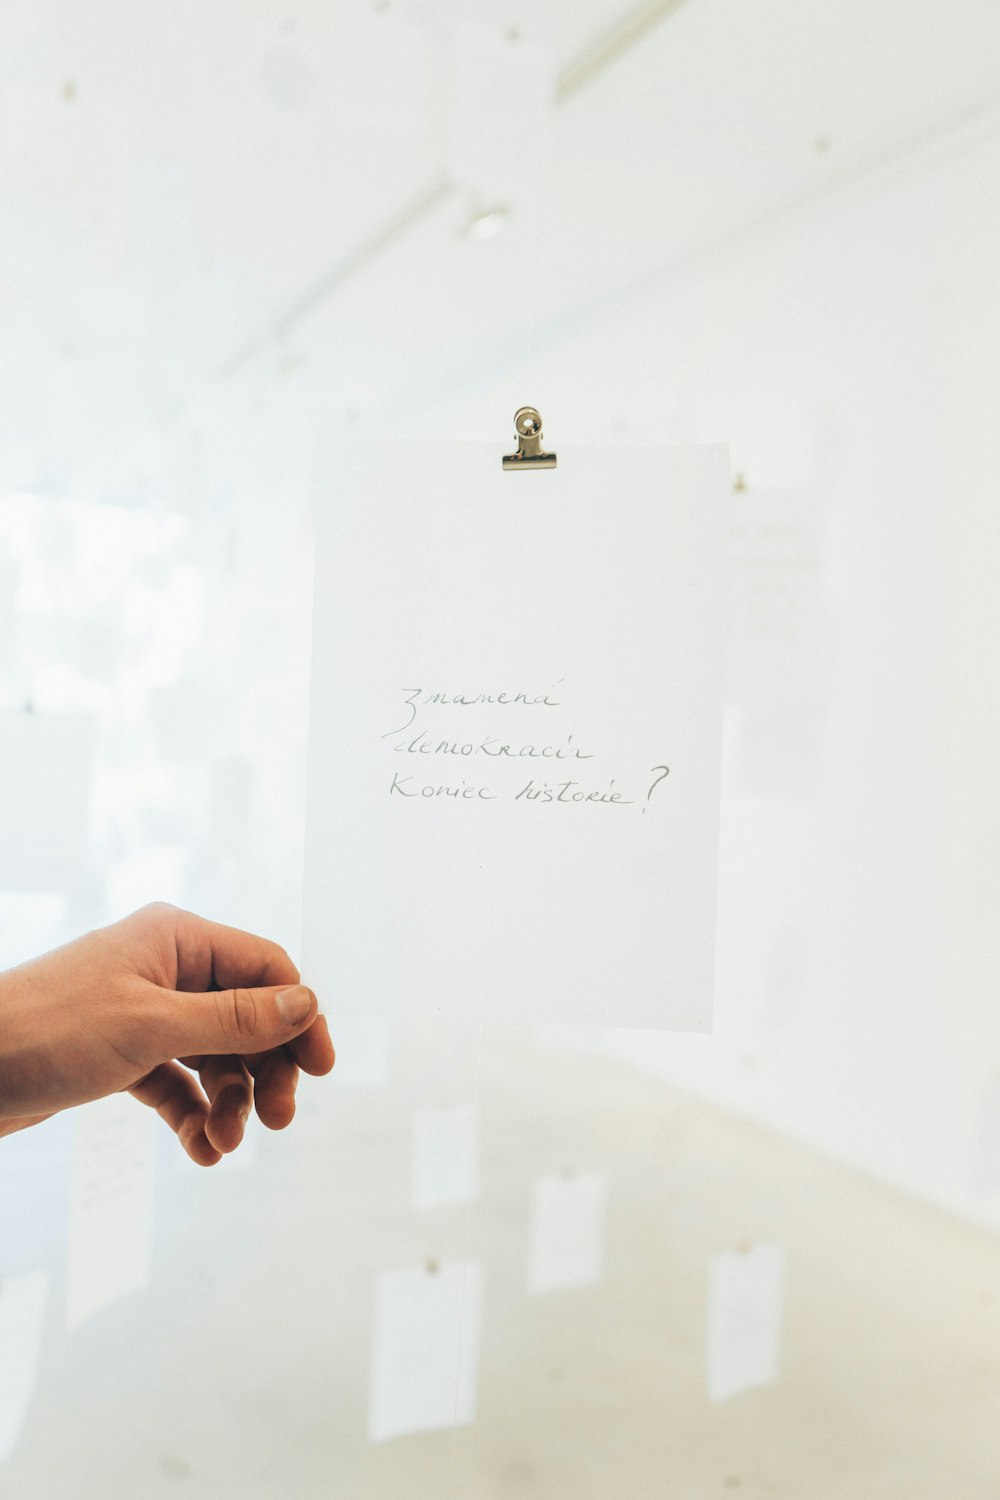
[706,1241,786,1403]
[411,1107,480,1210]
[0,1270,48,1465]
[66,1094,156,1332]
[527,1170,609,1294]
[368,1260,482,1443]
[303,441,729,1029]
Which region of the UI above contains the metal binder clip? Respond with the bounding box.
[502,407,557,470]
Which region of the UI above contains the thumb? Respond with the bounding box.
[152,982,319,1059]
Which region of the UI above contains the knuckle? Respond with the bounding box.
[136,900,178,924]
[271,943,298,976]
[220,987,259,1042]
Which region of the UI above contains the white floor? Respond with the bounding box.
[3,1019,999,1499]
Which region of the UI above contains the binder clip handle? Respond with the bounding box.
[502,407,557,470]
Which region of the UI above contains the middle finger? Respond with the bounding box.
[246,1048,299,1130]
[199,1054,253,1154]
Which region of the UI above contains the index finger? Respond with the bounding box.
[168,909,301,994]
[286,1013,335,1076]
[242,1014,336,1079]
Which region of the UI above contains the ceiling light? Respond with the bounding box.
[467,206,510,241]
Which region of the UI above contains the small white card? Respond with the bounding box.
[527,1170,609,1294]
[66,1094,156,1332]
[368,1260,482,1443]
[0,1270,48,1464]
[706,1241,786,1403]
[303,441,729,1029]
[411,1107,480,1210]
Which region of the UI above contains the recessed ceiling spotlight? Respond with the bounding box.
[467,205,510,241]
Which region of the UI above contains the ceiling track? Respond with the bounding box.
[555,0,690,104]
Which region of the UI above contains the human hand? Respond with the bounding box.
[0,903,335,1164]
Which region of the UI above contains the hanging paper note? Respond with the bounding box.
[527,1170,609,1294]
[972,1076,1000,1196]
[303,440,729,1029]
[0,1270,48,1465]
[706,1241,786,1403]
[726,488,829,798]
[66,1094,156,1331]
[411,1106,480,1210]
[368,1260,483,1443]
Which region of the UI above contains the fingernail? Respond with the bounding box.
[276,985,314,1025]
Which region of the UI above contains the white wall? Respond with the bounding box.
[434,114,1000,1229]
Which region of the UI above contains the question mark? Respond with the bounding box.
[644,765,670,813]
